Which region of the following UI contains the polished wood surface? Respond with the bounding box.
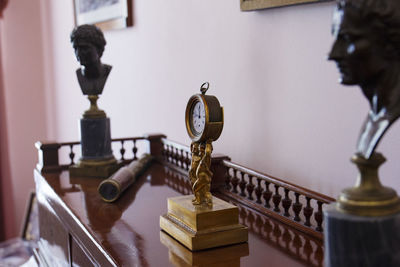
[35,162,323,266]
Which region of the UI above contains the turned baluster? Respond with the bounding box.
[175,148,180,167]
[175,148,180,166]
[254,178,263,204]
[120,140,126,160]
[161,144,167,158]
[168,145,174,164]
[303,197,314,227]
[171,147,176,165]
[176,148,181,166]
[292,192,302,222]
[164,145,170,162]
[272,185,282,212]
[314,201,323,232]
[179,149,184,168]
[132,140,138,160]
[175,148,181,167]
[69,144,75,165]
[225,168,232,190]
[239,172,247,197]
[282,188,292,217]
[246,175,255,200]
[263,181,272,208]
[168,145,173,163]
[231,169,239,193]
[185,151,190,170]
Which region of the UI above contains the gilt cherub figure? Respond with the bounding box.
[189,141,213,206]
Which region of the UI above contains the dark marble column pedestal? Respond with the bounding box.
[80,117,113,160]
[324,203,400,267]
[70,117,121,178]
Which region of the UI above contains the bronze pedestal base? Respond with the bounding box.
[160,195,248,251]
[337,152,400,216]
[69,157,122,178]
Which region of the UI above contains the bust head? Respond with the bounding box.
[70,24,106,69]
[328,0,400,88]
[329,0,400,158]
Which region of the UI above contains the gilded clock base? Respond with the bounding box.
[69,157,122,178]
[159,195,248,251]
[160,230,249,267]
[337,152,400,217]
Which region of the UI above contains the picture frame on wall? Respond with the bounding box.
[240,0,330,11]
[73,0,133,30]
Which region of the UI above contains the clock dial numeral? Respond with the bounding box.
[192,101,205,134]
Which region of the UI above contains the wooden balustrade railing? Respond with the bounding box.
[220,160,335,239]
[35,134,166,173]
[160,138,191,173]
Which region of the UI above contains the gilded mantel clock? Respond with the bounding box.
[185,82,224,143]
[160,82,247,251]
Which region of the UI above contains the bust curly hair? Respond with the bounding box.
[70,24,106,57]
[337,0,400,60]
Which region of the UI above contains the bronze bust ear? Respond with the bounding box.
[70,24,112,96]
[328,0,400,159]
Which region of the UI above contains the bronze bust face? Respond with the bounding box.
[71,24,112,95]
[329,0,400,159]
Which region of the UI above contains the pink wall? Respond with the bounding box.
[43,0,400,198]
[0,0,48,237]
[1,0,400,236]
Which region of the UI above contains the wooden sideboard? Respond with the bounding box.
[34,134,334,266]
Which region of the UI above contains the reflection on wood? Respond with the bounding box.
[232,200,323,267]
[160,230,249,267]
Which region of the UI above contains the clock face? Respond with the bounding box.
[191,101,206,135]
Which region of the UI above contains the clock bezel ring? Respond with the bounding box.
[185,94,210,142]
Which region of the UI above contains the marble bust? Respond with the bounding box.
[328,0,400,159]
[70,24,111,96]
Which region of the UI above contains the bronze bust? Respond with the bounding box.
[70,24,111,96]
[328,0,400,159]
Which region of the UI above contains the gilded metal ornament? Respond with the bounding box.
[185,83,224,206]
[160,83,247,251]
[190,141,213,206]
[185,82,224,143]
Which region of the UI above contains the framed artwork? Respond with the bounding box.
[73,0,133,30]
[240,0,331,11]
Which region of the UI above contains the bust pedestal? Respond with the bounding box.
[69,95,120,178]
[324,204,400,267]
